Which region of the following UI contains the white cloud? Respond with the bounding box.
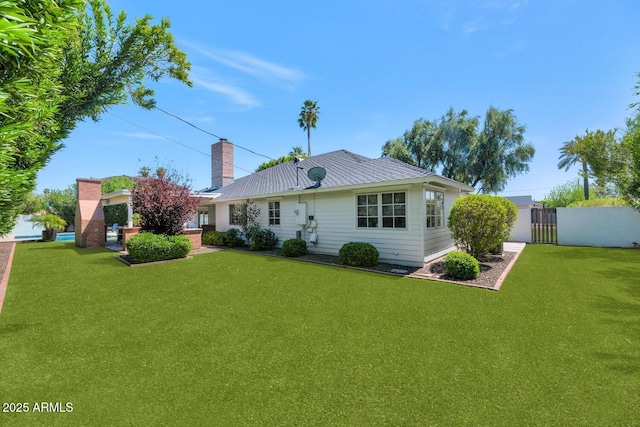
[191,75,261,109]
[463,17,485,34]
[192,115,214,123]
[184,42,306,91]
[431,0,528,35]
[115,132,164,140]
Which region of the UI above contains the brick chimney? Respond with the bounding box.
[211,138,234,188]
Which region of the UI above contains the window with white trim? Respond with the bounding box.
[268,201,280,226]
[229,204,242,225]
[357,192,406,228]
[425,190,444,228]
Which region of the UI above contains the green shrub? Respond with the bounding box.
[203,230,226,246]
[448,195,513,259]
[249,227,278,250]
[126,232,192,264]
[444,251,480,280]
[567,197,628,207]
[281,238,308,257]
[132,213,142,227]
[339,242,379,267]
[224,228,244,247]
[103,204,128,227]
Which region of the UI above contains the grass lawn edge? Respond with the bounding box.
[0,241,16,315]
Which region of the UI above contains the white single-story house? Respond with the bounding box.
[197,139,475,267]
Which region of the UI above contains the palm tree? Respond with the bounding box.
[289,146,306,158]
[558,129,618,201]
[297,100,320,156]
[558,133,590,200]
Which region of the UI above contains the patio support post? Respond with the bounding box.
[127,196,133,228]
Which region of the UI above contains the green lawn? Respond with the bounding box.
[1,242,638,425]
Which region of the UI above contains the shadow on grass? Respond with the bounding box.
[593,352,640,374]
[18,241,113,257]
[592,264,640,375]
[0,322,34,335]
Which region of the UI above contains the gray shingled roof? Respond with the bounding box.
[212,149,468,201]
[505,195,542,207]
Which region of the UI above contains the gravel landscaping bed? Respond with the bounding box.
[0,242,13,281]
[414,251,516,288]
[222,246,515,288]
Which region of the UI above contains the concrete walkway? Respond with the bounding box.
[504,241,526,253]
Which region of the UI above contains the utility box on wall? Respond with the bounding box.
[295,203,307,225]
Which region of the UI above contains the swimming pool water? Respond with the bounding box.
[13,233,116,242]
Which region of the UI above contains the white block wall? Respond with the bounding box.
[0,215,44,241]
[508,208,532,243]
[556,207,640,248]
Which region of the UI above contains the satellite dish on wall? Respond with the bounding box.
[306,166,326,189]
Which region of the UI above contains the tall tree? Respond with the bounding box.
[382,137,414,165]
[558,129,616,200]
[297,100,320,156]
[558,134,591,200]
[382,106,534,193]
[0,0,191,236]
[405,118,439,169]
[289,146,307,158]
[382,119,439,169]
[255,148,307,172]
[101,176,134,195]
[433,108,478,183]
[0,0,84,235]
[614,116,640,209]
[471,107,534,192]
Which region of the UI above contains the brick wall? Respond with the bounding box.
[75,178,105,248]
[122,227,140,248]
[182,228,202,249]
[211,138,234,188]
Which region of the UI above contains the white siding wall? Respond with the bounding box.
[210,185,426,266]
[215,202,233,231]
[298,184,425,266]
[209,183,467,266]
[423,187,457,259]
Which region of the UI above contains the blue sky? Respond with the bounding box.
[36,0,640,200]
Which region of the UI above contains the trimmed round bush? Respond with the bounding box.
[249,227,278,251]
[448,194,512,259]
[339,242,379,267]
[126,232,192,264]
[224,228,244,247]
[281,238,308,257]
[444,251,480,280]
[203,230,226,246]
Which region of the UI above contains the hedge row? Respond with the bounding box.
[126,232,192,264]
